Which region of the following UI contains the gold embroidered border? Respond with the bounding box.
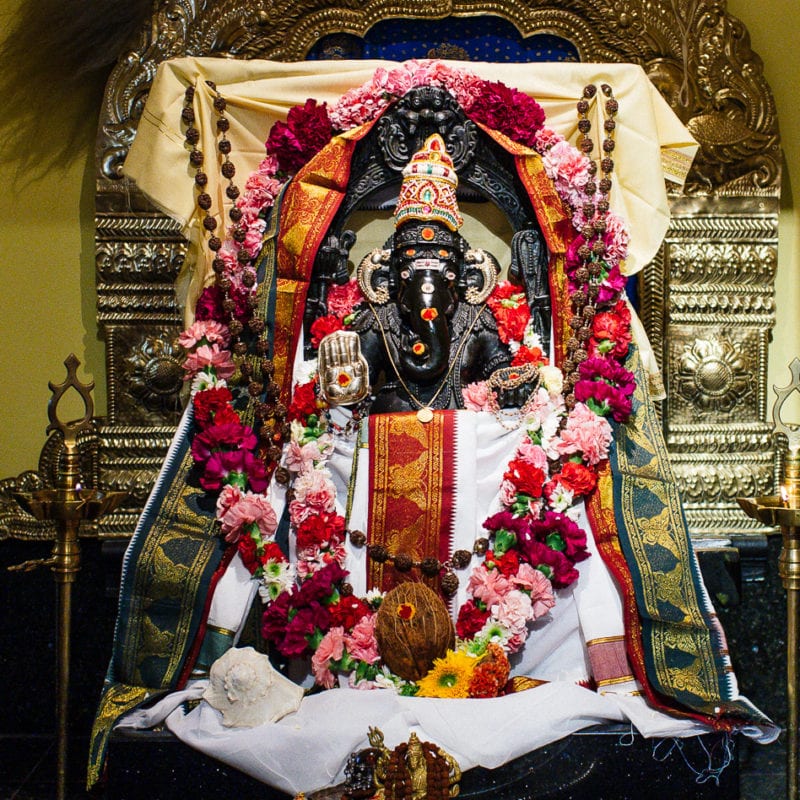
[614,348,720,704]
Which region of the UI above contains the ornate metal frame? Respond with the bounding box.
[5,0,781,541]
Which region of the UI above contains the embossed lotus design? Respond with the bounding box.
[124,334,184,412]
[675,336,752,413]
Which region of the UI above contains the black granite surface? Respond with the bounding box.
[103,725,740,800]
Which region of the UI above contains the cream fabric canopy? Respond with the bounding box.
[124,58,697,301]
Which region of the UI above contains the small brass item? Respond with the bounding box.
[739,358,800,800]
[367,727,461,800]
[11,355,127,800]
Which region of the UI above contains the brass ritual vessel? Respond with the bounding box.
[739,358,800,800]
[10,355,127,800]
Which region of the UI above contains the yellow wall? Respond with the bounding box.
[0,2,797,478]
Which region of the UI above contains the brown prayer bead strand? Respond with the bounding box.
[350,535,489,598]
[182,84,216,262]
[183,85,288,480]
[208,88,254,364]
[564,84,619,402]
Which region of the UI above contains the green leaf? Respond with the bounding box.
[546,532,565,552]
[494,528,517,555]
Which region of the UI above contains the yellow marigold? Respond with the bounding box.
[416,649,476,698]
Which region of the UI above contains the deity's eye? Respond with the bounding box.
[405,249,416,257]
[421,227,435,242]
[438,249,450,258]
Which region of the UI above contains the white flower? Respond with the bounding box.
[365,588,384,606]
[290,418,306,444]
[539,365,563,397]
[264,559,296,588]
[540,412,562,458]
[547,481,575,513]
[476,618,513,648]
[373,666,409,693]
[522,324,543,350]
[294,358,318,386]
[190,369,225,395]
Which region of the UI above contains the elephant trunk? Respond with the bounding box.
[397,270,453,383]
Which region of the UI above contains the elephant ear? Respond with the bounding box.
[463,248,499,305]
[356,248,391,305]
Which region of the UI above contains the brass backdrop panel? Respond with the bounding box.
[66,0,780,542]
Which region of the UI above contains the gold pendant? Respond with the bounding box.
[416,407,434,423]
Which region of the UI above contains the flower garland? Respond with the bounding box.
[178,60,637,698]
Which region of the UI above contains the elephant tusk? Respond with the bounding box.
[357,249,391,304]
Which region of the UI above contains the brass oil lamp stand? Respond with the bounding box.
[739,358,800,800]
[10,355,126,800]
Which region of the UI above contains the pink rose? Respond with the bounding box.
[292,467,336,515]
[311,626,345,689]
[467,564,512,608]
[285,440,329,473]
[179,320,230,350]
[462,381,496,412]
[516,439,548,471]
[534,127,564,151]
[554,402,613,465]
[219,491,278,542]
[327,279,365,319]
[603,211,630,264]
[498,478,518,507]
[344,614,380,664]
[491,589,533,635]
[182,343,236,381]
[513,563,555,619]
[216,484,243,518]
[384,64,414,96]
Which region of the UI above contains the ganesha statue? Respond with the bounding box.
[90,62,775,797]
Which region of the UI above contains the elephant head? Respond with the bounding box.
[390,220,463,382]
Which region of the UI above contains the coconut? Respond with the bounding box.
[375,582,455,681]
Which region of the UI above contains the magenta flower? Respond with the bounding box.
[467,81,545,146]
[194,285,226,323]
[579,357,636,394]
[574,379,633,423]
[596,263,627,305]
[200,449,269,493]
[484,510,530,537]
[517,537,579,588]
[191,421,258,463]
[266,98,333,174]
[296,562,347,605]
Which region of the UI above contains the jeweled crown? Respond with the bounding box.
[394,133,463,232]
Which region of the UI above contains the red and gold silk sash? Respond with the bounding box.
[274,122,377,403]
[367,411,457,595]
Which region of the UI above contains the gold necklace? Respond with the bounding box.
[368,302,486,423]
